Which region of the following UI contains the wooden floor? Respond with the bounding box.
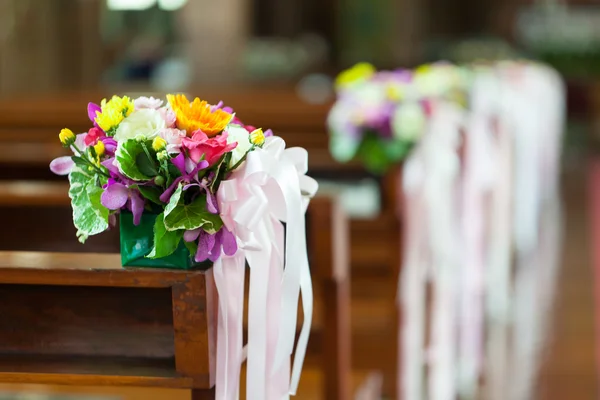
[0,164,596,399]
[536,163,597,399]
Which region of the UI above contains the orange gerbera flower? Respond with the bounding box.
[167,94,233,137]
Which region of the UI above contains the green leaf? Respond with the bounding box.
[164,183,183,217]
[68,166,109,242]
[357,133,392,175]
[87,183,109,222]
[210,153,231,192]
[384,140,411,162]
[147,212,184,259]
[164,194,224,233]
[184,240,198,258]
[115,139,154,181]
[71,156,90,169]
[136,142,159,177]
[137,185,164,205]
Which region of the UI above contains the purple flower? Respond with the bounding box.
[100,158,145,225]
[185,226,238,262]
[50,156,75,175]
[159,153,209,203]
[100,137,118,156]
[210,100,234,114]
[88,102,101,128]
[100,179,145,225]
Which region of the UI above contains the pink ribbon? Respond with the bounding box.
[215,137,318,399]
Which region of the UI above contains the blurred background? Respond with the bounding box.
[0,0,599,399]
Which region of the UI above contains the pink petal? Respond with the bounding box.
[195,231,216,262]
[49,156,74,175]
[101,183,129,210]
[130,190,145,226]
[101,158,120,175]
[184,228,201,242]
[221,228,238,256]
[206,192,218,214]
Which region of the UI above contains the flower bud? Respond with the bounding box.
[154,175,165,186]
[59,128,76,147]
[93,140,105,157]
[152,136,167,151]
[157,150,169,161]
[249,128,265,146]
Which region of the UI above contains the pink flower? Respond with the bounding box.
[84,127,106,146]
[134,96,163,110]
[159,128,186,153]
[182,130,237,166]
[159,107,177,128]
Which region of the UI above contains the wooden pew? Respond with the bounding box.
[0,180,369,399]
[0,251,217,399]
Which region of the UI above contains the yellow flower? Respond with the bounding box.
[386,85,403,101]
[93,141,105,157]
[95,95,134,133]
[59,128,76,146]
[152,136,167,151]
[249,128,265,146]
[335,62,375,89]
[167,94,233,137]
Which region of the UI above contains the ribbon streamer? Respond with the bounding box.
[215,137,318,399]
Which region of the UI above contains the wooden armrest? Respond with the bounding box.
[308,194,349,283]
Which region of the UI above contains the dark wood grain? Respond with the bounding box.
[0,251,215,394]
[0,284,174,358]
[0,354,191,388]
[172,272,215,388]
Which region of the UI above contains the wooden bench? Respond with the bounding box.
[0,180,363,399]
[0,251,217,399]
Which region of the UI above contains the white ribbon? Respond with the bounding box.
[401,99,464,400]
[216,136,318,399]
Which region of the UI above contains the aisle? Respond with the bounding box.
[536,164,597,398]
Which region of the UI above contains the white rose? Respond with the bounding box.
[226,124,253,168]
[114,109,167,141]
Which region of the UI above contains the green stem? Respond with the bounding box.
[141,141,153,164]
[72,144,110,178]
[229,146,255,171]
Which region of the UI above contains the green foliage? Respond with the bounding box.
[164,194,223,233]
[137,185,164,205]
[147,212,184,259]
[115,139,157,181]
[68,166,109,243]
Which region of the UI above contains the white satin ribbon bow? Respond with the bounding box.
[215,136,318,400]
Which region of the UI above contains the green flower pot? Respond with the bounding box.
[119,212,211,270]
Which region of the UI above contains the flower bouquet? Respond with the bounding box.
[51,94,276,268]
[328,62,469,173]
[51,93,318,397]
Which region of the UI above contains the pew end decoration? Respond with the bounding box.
[50,94,318,397]
[327,62,469,174]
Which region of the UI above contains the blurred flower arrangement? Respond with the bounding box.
[328,62,470,173]
[50,94,274,265]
